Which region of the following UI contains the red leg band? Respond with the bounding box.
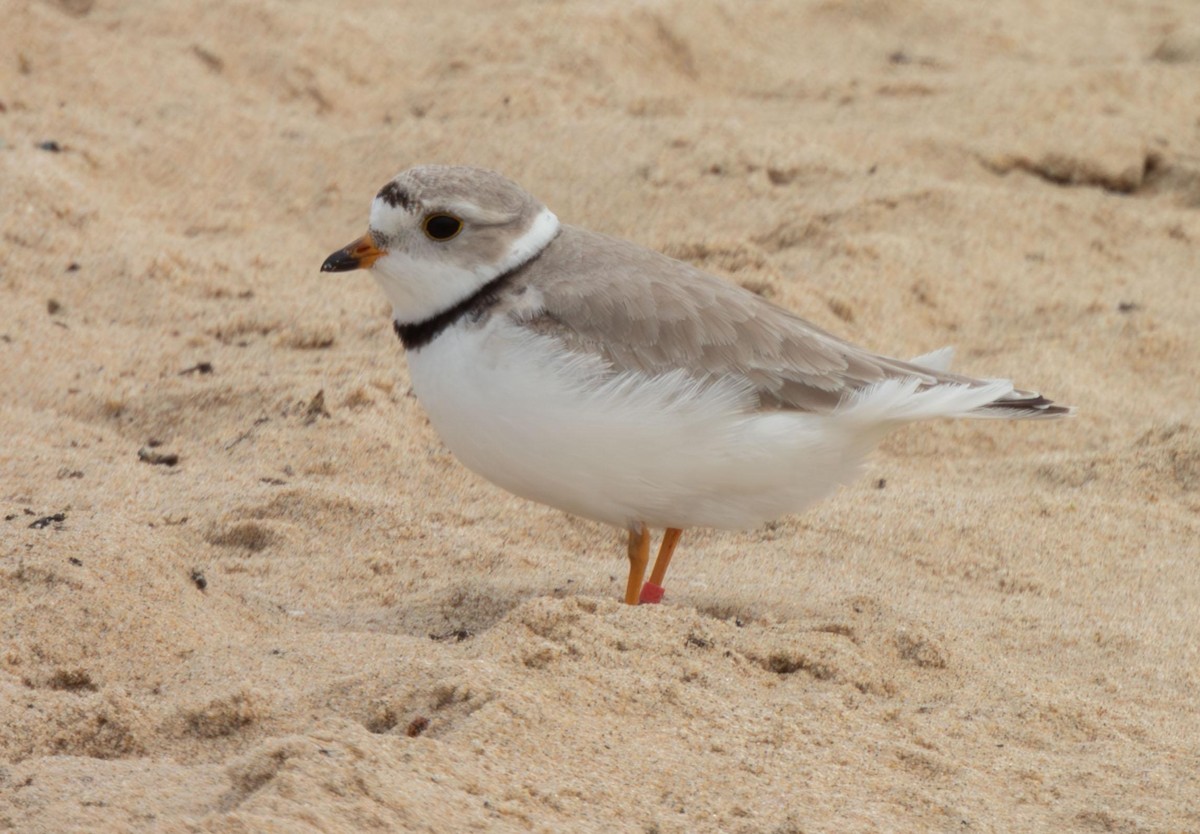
[639,582,665,604]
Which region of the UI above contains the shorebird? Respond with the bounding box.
[322,165,1070,604]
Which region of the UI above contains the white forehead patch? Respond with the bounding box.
[369,197,414,241]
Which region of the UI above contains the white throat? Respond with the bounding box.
[372,208,559,325]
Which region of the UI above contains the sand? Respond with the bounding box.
[2,0,1199,831]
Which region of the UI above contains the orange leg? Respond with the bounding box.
[640,527,683,605]
[624,524,650,605]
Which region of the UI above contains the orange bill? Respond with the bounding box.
[321,233,384,272]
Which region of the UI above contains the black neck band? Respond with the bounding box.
[392,247,545,352]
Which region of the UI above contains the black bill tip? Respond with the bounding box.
[321,234,383,273]
[321,248,361,273]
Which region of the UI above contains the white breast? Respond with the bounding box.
[404,315,874,531]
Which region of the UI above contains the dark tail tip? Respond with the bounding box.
[985,392,1075,419]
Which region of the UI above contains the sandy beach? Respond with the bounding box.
[2,1,1199,831]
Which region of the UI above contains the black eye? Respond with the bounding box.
[423,214,463,241]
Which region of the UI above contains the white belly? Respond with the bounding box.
[405,318,872,531]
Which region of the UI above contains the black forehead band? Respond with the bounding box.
[377,182,415,212]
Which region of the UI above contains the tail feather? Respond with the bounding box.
[973,391,1074,419]
[854,348,1080,424]
[908,346,955,372]
[839,377,1073,424]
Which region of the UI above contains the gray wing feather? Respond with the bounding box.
[506,226,1052,415]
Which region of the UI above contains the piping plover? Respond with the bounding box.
[322,165,1071,605]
